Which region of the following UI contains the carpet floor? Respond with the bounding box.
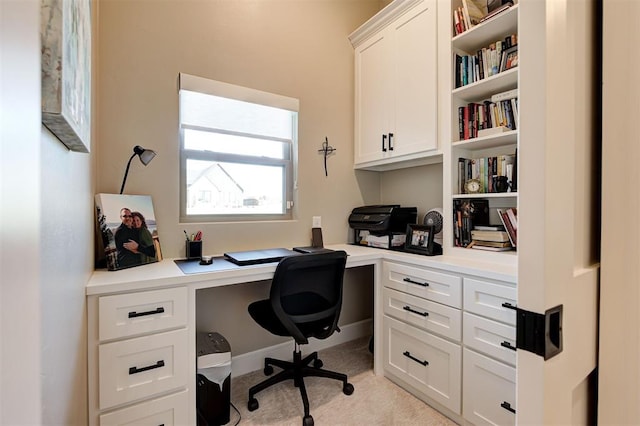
[228,337,458,426]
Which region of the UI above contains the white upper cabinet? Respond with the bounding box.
[350,0,440,171]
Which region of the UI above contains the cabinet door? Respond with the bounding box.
[383,315,461,414]
[389,0,437,156]
[463,348,516,426]
[354,32,390,165]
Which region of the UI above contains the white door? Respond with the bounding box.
[517,0,599,424]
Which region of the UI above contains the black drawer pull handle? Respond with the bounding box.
[128,307,165,318]
[501,401,516,414]
[403,305,429,317]
[129,360,165,375]
[403,351,428,366]
[501,341,517,351]
[388,133,394,150]
[501,302,516,310]
[403,277,429,287]
[382,134,387,152]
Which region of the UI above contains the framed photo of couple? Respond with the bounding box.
[95,193,163,271]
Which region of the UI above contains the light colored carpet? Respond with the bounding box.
[229,337,458,426]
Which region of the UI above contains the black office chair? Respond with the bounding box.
[247,250,354,426]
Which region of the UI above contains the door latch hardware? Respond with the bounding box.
[502,303,563,360]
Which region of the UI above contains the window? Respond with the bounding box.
[179,73,298,222]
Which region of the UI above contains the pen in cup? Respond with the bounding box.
[184,230,190,241]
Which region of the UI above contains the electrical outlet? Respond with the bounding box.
[312,216,322,228]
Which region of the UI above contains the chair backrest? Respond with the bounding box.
[269,250,348,345]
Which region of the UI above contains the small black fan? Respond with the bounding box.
[423,208,443,246]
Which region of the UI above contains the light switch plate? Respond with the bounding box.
[312,216,322,228]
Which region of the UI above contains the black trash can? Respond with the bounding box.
[196,332,232,426]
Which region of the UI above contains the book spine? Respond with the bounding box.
[458,106,464,140]
[463,105,470,139]
[487,156,494,193]
[458,158,465,194]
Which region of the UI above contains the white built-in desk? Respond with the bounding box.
[87,244,516,425]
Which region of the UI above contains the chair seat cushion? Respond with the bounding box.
[248,292,335,340]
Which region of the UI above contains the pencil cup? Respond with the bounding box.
[186,241,202,260]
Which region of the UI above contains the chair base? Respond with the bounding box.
[247,345,354,426]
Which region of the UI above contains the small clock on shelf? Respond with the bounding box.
[464,178,482,194]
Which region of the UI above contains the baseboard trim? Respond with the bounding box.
[231,319,373,377]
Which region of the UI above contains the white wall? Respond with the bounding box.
[1,1,42,424]
[1,0,94,424]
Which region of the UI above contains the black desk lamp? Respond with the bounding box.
[119,145,157,194]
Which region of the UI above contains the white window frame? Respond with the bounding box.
[179,73,298,223]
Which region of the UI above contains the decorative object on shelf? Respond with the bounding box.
[465,178,482,194]
[404,224,442,256]
[453,199,490,247]
[423,208,444,246]
[318,136,336,177]
[500,46,518,72]
[493,175,510,192]
[120,145,157,194]
[41,0,92,153]
[95,194,161,271]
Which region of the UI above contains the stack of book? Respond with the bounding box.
[469,225,514,251]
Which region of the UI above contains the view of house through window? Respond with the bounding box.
[179,73,298,221]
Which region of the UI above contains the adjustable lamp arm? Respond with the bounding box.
[119,152,138,194]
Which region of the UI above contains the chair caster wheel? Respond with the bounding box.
[248,397,259,412]
[303,415,314,426]
[313,359,323,369]
[264,365,274,375]
[343,383,354,395]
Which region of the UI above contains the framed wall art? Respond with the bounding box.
[41,0,92,152]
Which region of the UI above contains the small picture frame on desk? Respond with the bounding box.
[404,224,438,256]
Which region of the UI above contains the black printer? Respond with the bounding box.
[348,205,417,248]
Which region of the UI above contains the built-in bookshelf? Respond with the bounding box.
[445,1,519,262]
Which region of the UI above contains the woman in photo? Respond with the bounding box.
[131,211,157,263]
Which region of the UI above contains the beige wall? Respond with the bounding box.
[95,0,392,354]
[599,1,640,423]
[96,0,384,259]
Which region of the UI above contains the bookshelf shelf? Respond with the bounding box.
[452,4,518,52]
[452,192,517,200]
[452,68,518,101]
[452,129,518,148]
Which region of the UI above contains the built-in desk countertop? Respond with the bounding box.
[86,243,516,295]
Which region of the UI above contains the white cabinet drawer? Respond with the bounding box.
[99,328,189,410]
[383,315,461,414]
[382,261,462,308]
[383,287,461,341]
[99,389,188,426]
[99,287,188,341]
[463,312,516,366]
[463,278,516,325]
[463,348,516,426]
